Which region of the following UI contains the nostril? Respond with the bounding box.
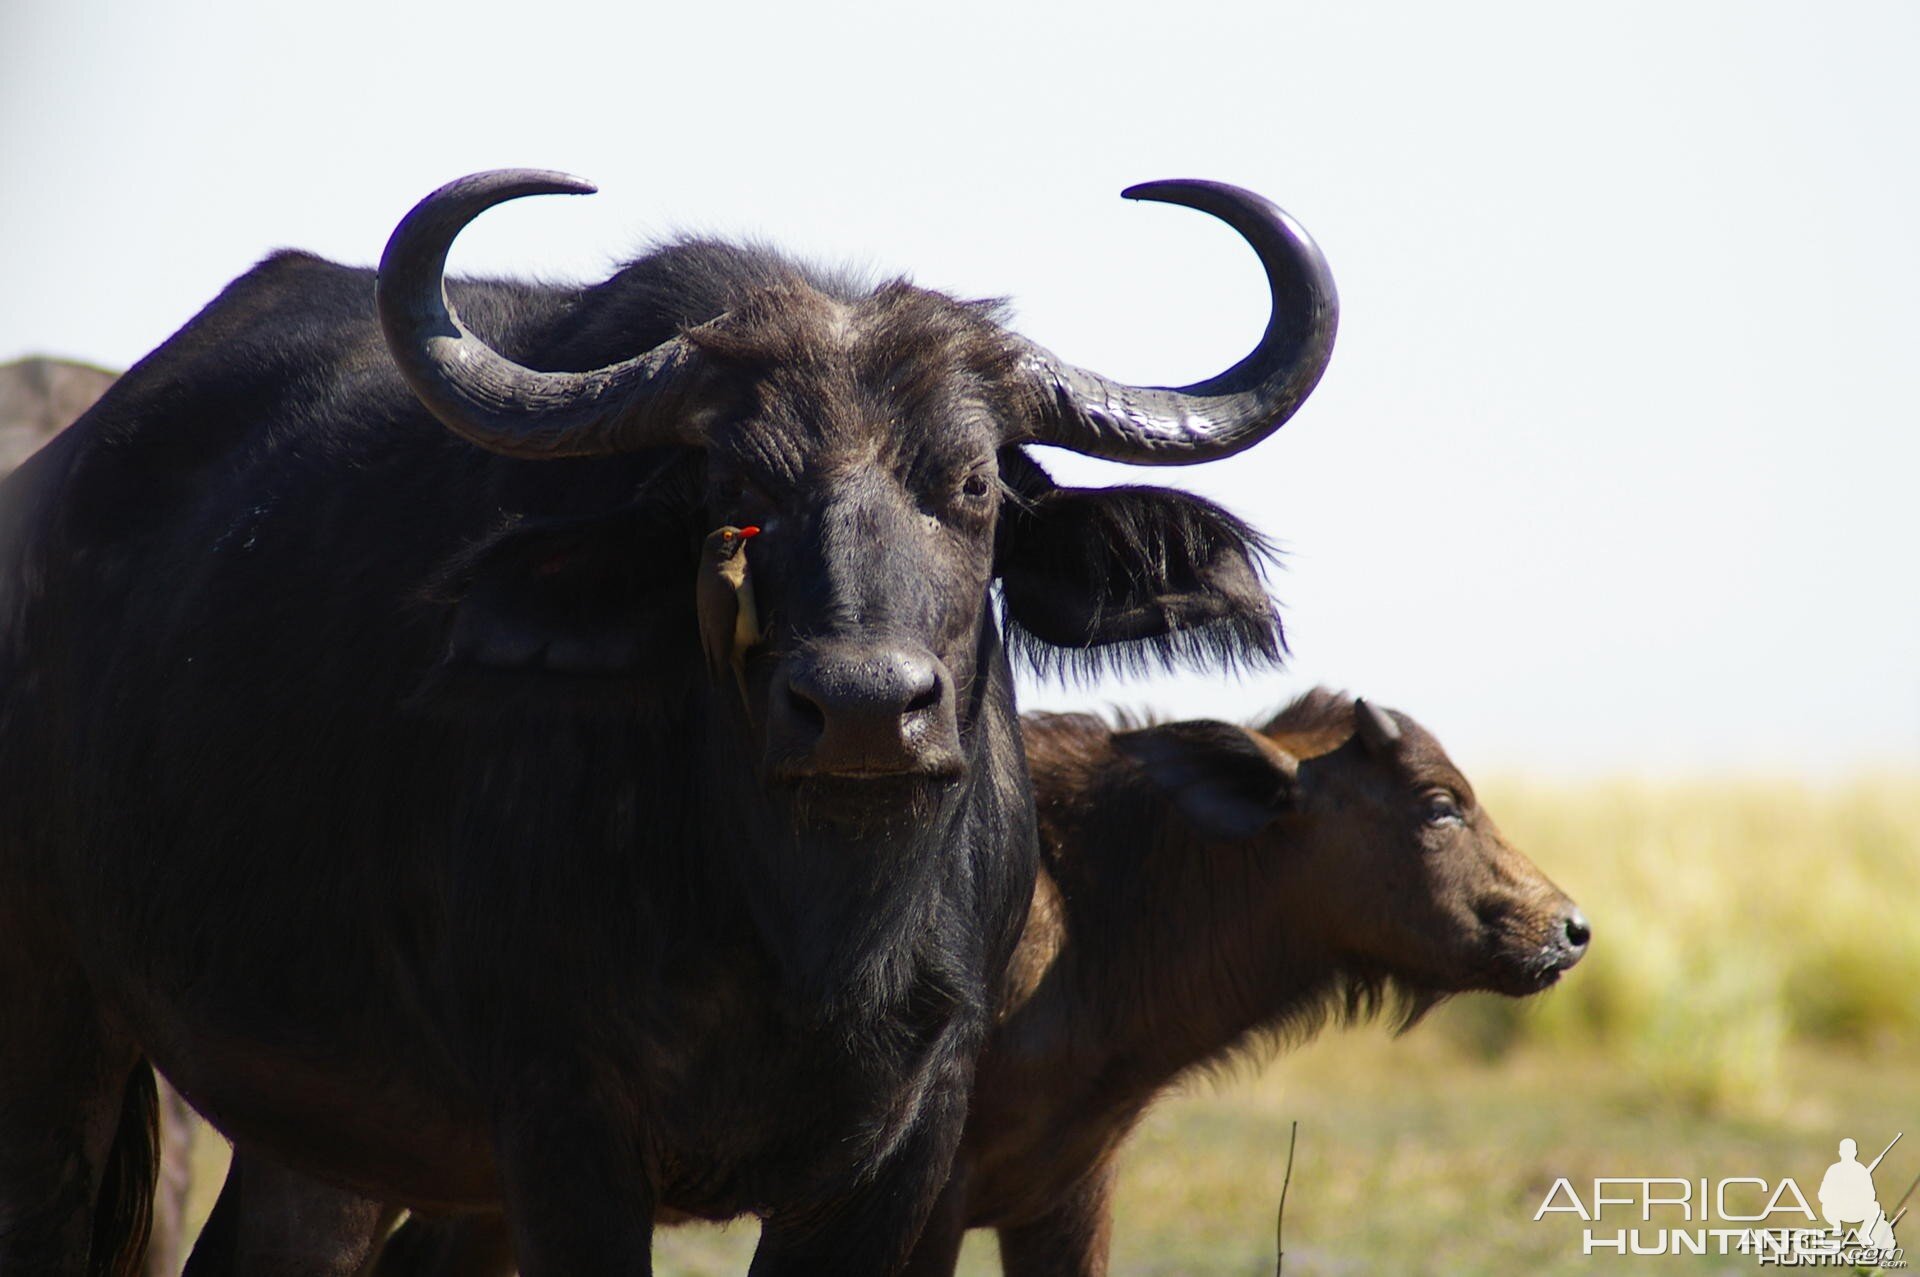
[786,683,825,732]
[904,680,942,716]
[1562,909,1591,950]
[770,646,960,779]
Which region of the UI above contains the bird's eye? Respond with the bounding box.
[1422,790,1463,826]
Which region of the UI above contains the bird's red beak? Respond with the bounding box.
[738,526,761,538]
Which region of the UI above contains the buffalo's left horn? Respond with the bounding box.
[376,169,709,458]
[1015,180,1338,465]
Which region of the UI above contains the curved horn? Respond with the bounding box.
[1017,180,1338,465]
[376,169,707,459]
[1353,699,1403,754]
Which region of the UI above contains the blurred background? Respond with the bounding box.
[3,1,1915,1272]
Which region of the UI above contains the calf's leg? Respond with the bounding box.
[993,1164,1118,1277]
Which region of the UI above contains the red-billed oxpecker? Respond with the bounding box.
[698,524,761,709]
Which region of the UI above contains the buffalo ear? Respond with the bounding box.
[1113,720,1300,841]
[996,476,1284,680]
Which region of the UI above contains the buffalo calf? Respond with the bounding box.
[901,690,1587,1275]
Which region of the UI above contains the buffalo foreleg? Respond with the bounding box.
[491,1067,656,1277]
[892,1169,971,1277]
[749,1067,971,1277]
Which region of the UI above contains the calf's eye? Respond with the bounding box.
[961,473,991,500]
[1422,791,1463,825]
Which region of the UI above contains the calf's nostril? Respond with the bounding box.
[1562,909,1591,950]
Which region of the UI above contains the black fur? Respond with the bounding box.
[0,233,1283,1277]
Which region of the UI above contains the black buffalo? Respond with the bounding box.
[0,170,1335,1276]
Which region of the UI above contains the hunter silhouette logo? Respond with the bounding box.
[1819,1135,1901,1253]
[1533,1130,1914,1267]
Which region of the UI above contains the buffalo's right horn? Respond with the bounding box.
[1013,180,1338,465]
[376,169,709,459]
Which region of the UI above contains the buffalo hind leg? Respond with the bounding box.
[993,1164,1118,1277]
[371,1211,514,1277]
[180,1150,397,1277]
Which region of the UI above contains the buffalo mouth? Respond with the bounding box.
[771,756,968,785]
[777,771,954,833]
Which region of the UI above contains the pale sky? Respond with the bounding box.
[3,0,1914,775]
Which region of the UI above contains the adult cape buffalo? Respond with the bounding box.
[0,170,1336,1276]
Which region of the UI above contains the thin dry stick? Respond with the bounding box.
[1275,1120,1299,1276]
[1887,1167,1920,1230]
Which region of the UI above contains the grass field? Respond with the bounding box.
[178,776,1920,1274]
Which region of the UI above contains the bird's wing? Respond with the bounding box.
[733,563,760,664]
[697,574,731,683]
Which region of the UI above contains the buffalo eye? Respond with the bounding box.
[1421,789,1463,826]
[942,464,997,523]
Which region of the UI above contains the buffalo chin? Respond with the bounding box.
[779,772,955,835]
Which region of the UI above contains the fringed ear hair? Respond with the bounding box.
[997,477,1285,683]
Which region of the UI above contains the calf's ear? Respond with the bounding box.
[995,473,1285,679]
[1113,720,1300,841]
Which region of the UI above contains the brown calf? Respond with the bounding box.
[901,690,1587,1275]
